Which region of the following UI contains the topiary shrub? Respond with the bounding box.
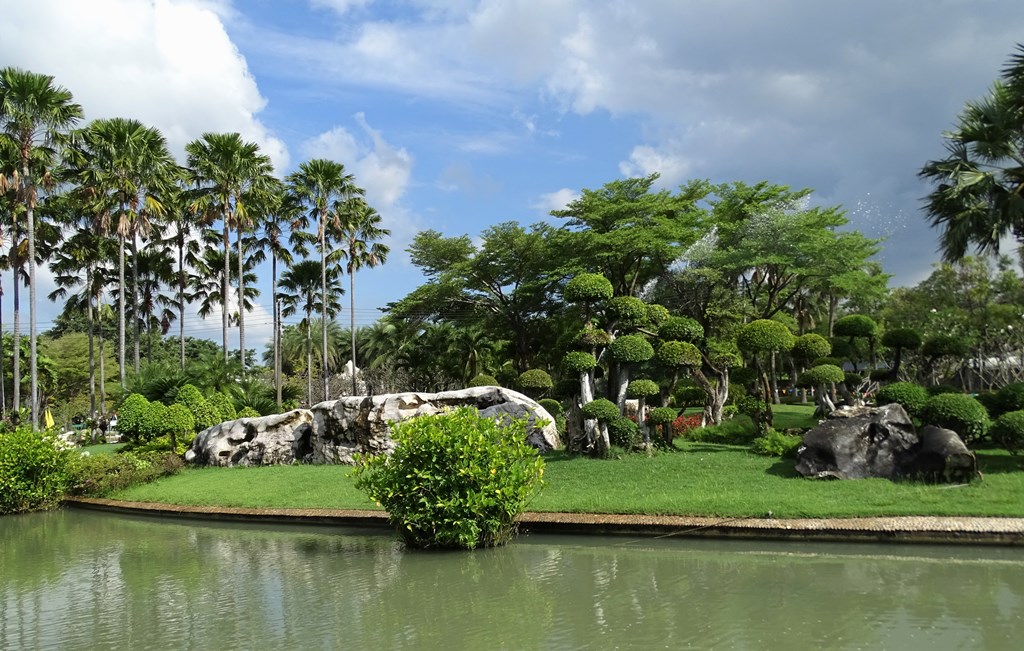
[626,379,660,400]
[517,369,554,398]
[834,314,878,339]
[921,393,990,445]
[737,320,796,355]
[843,372,863,389]
[607,296,650,328]
[645,304,670,327]
[994,382,1024,417]
[656,340,702,368]
[922,335,969,360]
[163,403,197,453]
[609,334,655,363]
[353,407,545,549]
[141,401,168,443]
[576,326,612,347]
[882,327,923,350]
[801,364,845,387]
[927,384,961,397]
[990,410,1024,455]
[67,451,184,497]
[118,393,151,443]
[208,392,237,423]
[468,373,500,388]
[538,399,564,418]
[608,416,641,450]
[581,398,619,422]
[792,333,831,364]
[876,382,929,416]
[0,428,73,514]
[648,407,678,447]
[237,406,261,419]
[175,384,220,432]
[561,351,597,374]
[658,316,703,343]
[564,273,613,304]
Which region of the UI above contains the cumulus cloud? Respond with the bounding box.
[618,146,693,188]
[0,0,288,172]
[532,188,580,216]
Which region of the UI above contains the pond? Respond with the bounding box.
[2,509,1023,650]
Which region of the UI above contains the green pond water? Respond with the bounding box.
[2,510,1023,650]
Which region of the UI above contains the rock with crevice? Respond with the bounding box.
[185,386,559,467]
[185,409,314,467]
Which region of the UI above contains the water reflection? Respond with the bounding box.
[1,510,1022,649]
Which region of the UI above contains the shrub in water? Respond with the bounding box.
[0,427,72,514]
[921,393,990,445]
[990,410,1024,455]
[353,407,545,550]
[875,382,929,417]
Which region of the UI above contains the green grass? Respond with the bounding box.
[771,403,820,430]
[80,443,125,456]
[110,442,1024,519]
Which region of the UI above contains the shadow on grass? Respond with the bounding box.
[764,458,801,478]
[975,450,1024,475]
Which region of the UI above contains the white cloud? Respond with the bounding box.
[0,0,288,172]
[532,188,580,215]
[619,146,693,188]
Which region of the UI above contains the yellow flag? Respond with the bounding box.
[44,409,54,429]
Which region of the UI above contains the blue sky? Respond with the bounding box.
[3,0,1024,352]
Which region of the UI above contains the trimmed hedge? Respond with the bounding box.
[875,382,929,416]
[920,393,990,445]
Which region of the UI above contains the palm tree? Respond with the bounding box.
[332,198,390,394]
[131,245,176,364]
[286,159,364,401]
[247,185,305,407]
[190,246,260,347]
[279,259,343,405]
[920,43,1024,262]
[0,67,83,428]
[70,117,176,383]
[156,185,202,369]
[185,133,274,371]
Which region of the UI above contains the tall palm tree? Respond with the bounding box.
[190,246,260,347]
[286,159,363,401]
[0,67,83,428]
[156,185,202,369]
[247,186,305,407]
[921,43,1024,262]
[279,259,343,405]
[332,198,390,394]
[185,133,274,371]
[70,117,176,383]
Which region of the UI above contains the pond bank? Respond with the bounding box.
[64,497,1024,546]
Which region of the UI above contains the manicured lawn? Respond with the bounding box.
[111,442,1024,519]
[80,443,125,456]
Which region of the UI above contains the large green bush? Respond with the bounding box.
[0,428,73,514]
[875,382,929,416]
[561,351,597,374]
[607,296,650,327]
[609,334,655,363]
[990,410,1024,455]
[921,393,990,444]
[994,382,1024,417]
[658,316,703,343]
[608,416,641,450]
[792,333,831,364]
[564,273,613,304]
[517,369,553,398]
[751,428,802,458]
[174,384,220,432]
[118,393,151,443]
[208,392,237,423]
[67,451,184,496]
[581,398,619,422]
[353,407,545,549]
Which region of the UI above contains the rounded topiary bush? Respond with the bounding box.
[517,369,553,397]
[564,273,613,304]
[792,333,831,364]
[921,393,990,445]
[922,335,969,359]
[607,296,649,327]
[576,326,612,348]
[626,379,660,399]
[882,327,922,351]
[353,407,544,549]
[608,416,641,450]
[876,382,929,416]
[800,364,845,387]
[737,319,795,355]
[995,382,1024,417]
[609,334,655,364]
[468,373,500,388]
[0,428,73,514]
[834,314,878,338]
[844,372,863,389]
[118,393,151,443]
[562,351,597,374]
[645,304,670,327]
[658,316,703,343]
[581,398,620,422]
[237,406,261,419]
[927,384,961,397]
[538,398,564,418]
[648,407,678,426]
[208,392,237,423]
[656,340,702,368]
[990,410,1024,454]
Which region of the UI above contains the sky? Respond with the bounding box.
[2,0,1024,354]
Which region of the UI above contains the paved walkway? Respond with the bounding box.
[64,497,1024,545]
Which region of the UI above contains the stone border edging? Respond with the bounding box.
[63,497,1024,546]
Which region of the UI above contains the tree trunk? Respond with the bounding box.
[615,365,630,415]
[131,233,140,375]
[26,166,39,430]
[237,226,246,374]
[320,223,330,401]
[305,316,313,406]
[273,254,281,408]
[770,351,780,404]
[87,277,96,418]
[222,219,230,362]
[350,270,357,396]
[11,266,19,414]
[178,240,186,369]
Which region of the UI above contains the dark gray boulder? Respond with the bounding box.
[795,404,918,479]
[795,403,980,483]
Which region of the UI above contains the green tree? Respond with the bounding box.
[279,259,344,404]
[333,197,390,394]
[287,159,364,401]
[920,43,1024,262]
[0,67,83,428]
[185,132,274,369]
